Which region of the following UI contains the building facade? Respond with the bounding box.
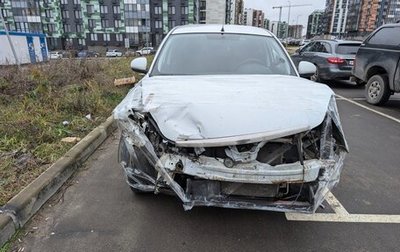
[320,0,400,38]
[268,21,287,38]
[288,24,303,39]
[306,10,324,38]
[0,0,198,50]
[243,8,264,27]
[226,0,243,25]
[198,0,225,24]
[150,0,197,47]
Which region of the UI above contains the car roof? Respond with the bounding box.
[380,22,400,28]
[312,39,362,45]
[171,24,273,37]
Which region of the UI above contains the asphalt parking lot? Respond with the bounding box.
[11,81,400,252]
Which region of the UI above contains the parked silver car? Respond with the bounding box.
[291,40,362,83]
[114,25,348,213]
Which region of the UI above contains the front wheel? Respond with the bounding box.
[365,74,391,105]
[310,66,323,83]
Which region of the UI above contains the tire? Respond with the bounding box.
[365,74,391,105]
[310,66,323,83]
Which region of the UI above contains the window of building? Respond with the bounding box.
[168,20,175,29]
[78,38,85,45]
[74,10,82,18]
[104,33,110,41]
[100,5,108,14]
[45,9,52,18]
[90,33,98,41]
[168,6,175,15]
[62,10,69,18]
[125,19,137,26]
[76,24,83,32]
[114,20,121,28]
[155,20,162,29]
[181,20,188,25]
[88,19,96,28]
[87,5,94,14]
[101,19,109,28]
[73,0,80,4]
[155,33,163,46]
[154,6,162,14]
[181,6,188,15]
[64,24,71,32]
[61,0,68,4]
[1,9,10,18]
[113,5,120,14]
[116,34,123,41]
[125,4,137,12]
[47,24,55,32]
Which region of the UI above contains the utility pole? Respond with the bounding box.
[287,1,291,39]
[0,10,19,66]
[272,3,312,39]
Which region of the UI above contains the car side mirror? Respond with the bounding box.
[298,61,316,77]
[130,57,148,74]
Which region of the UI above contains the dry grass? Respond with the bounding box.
[0,57,150,206]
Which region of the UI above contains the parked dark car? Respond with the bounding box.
[352,23,400,105]
[291,40,362,83]
[77,50,100,58]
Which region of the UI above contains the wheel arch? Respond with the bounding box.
[365,66,388,81]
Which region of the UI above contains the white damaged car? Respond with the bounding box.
[114,25,348,213]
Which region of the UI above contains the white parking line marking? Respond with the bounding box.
[285,190,400,223]
[335,94,400,124]
[286,213,400,223]
[325,191,349,215]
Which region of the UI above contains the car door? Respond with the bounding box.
[291,42,315,67]
[363,25,400,91]
[310,42,333,69]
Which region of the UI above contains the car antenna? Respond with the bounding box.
[221,24,225,34]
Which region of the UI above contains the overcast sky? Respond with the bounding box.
[244,0,326,28]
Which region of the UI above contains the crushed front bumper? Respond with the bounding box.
[119,129,346,213]
[116,96,348,213]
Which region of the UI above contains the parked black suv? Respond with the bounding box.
[352,23,400,105]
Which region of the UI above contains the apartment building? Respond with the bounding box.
[268,21,287,38]
[198,0,226,24]
[0,0,197,50]
[226,0,243,24]
[243,8,264,27]
[150,0,196,47]
[288,25,303,39]
[306,10,324,38]
[320,0,400,38]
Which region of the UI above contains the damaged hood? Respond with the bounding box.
[114,75,335,147]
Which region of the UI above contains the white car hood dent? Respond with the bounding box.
[114,75,334,147]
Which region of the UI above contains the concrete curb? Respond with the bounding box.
[0,116,116,247]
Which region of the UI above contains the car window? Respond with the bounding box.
[314,42,331,53]
[336,43,361,54]
[152,33,296,76]
[368,27,400,46]
[301,42,315,52]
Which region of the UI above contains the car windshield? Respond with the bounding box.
[336,43,361,54]
[151,33,296,76]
